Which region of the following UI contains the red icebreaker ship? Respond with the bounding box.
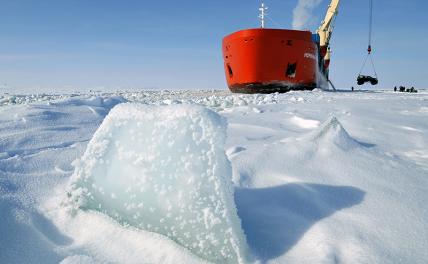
[222,1,340,93]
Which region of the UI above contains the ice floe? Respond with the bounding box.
[67,104,250,263]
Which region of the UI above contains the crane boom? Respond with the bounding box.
[316,0,341,48]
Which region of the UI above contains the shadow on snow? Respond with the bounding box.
[235,183,365,262]
[0,198,73,263]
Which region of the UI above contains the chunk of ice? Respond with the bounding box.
[67,103,249,263]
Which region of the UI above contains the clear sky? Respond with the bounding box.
[0,0,427,91]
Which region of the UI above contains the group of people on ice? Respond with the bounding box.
[394,86,418,93]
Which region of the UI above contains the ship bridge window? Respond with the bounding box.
[227,64,233,78]
[286,40,293,46]
[286,63,297,78]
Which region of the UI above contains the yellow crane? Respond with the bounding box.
[316,0,341,64]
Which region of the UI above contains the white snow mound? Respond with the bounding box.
[304,116,360,150]
[66,103,250,264]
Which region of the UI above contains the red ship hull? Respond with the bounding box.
[222,28,320,94]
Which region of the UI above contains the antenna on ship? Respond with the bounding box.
[259,2,268,28]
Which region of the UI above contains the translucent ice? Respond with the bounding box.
[67,103,249,263]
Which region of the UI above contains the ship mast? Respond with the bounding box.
[259,2,268,28]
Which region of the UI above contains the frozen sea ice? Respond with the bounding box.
[67,103,250,264]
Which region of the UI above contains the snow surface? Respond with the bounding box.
[1,89,428,263]
[67,104,249,263]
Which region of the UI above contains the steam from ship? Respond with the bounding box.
[292,0,323,29]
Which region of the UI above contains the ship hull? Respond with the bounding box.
[229,82,317,94]
[222,28,320,94]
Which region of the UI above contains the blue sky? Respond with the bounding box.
[0,0,427,91]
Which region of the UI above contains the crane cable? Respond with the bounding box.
[358,0,378,77]
[368,0,373,52]
[359,52,378,77]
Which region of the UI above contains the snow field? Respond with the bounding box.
[224,95,428,263]
[0,96,126,263]
[66,104,250,264]
[1,89,428,263]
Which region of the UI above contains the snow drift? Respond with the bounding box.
[66,103,250,264]
[302,116,361,150]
